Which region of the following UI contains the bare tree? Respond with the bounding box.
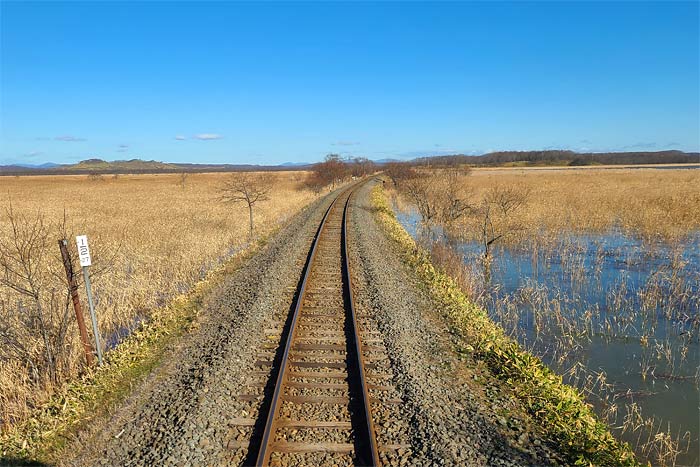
[402,175,440,225]
[384,162,419,187]
[437,169,472,225]
[348,157,376,178]
[309,154,349,190]
[479,184,530,260]
[218,172,273,238]
[400,169,472,227]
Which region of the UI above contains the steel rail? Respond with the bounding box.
[253,182,379,466]
[254,185,350,466]
[342,189,381,466]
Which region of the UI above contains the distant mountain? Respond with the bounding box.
[373,158,401,165]
[0,165,36,173]
[13,162,62,169]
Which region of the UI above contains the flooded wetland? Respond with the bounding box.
[391,166,700,466]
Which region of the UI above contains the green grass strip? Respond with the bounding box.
[371,183,639,467]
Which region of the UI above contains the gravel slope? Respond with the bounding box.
[63,180,564,466]
[348,180,563,466]
[64,191,336,467]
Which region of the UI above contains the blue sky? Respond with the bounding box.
[1,1,698,165]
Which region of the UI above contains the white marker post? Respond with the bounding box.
[76,235,103,365]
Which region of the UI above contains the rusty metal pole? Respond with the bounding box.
[58,239,94,366]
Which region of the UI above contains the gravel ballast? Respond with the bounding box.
[65,191,337,467]
[62,180,564,466]
[347,180,562,466]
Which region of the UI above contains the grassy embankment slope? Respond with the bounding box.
[371,182,639,467]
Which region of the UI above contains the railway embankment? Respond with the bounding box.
[2,179,637,466]
[367,180,639,466]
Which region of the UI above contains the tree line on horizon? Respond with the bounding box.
[411,149,699,167]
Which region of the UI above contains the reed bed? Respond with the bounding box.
[0,172,314,431]
[389,167,700,466]
[402,167,700,242]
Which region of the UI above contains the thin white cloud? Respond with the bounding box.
[195,133,223,140]
[55,135,86,142]
[175,135,187,140]
[24,151,43,157]
[332,141,360,146]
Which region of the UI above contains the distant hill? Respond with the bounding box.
[13,162,62,169]
[67,158,179,171]
[412,150,700,167]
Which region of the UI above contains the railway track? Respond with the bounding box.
[227,183,405,466]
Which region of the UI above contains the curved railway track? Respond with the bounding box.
[228,182,402,466]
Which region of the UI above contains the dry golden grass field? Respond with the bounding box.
[470,167,700,240]
[399,167,700,242]
[0,171,315,428]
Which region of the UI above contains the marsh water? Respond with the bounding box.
[395,207,700,465]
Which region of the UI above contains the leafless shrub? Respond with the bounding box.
[303,171,327,195]
[0,206,83,417]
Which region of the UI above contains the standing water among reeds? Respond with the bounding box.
[389,167,700,466]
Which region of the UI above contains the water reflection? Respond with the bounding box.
[395,207,700,465]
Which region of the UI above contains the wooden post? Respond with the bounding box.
[58,239,94,366]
